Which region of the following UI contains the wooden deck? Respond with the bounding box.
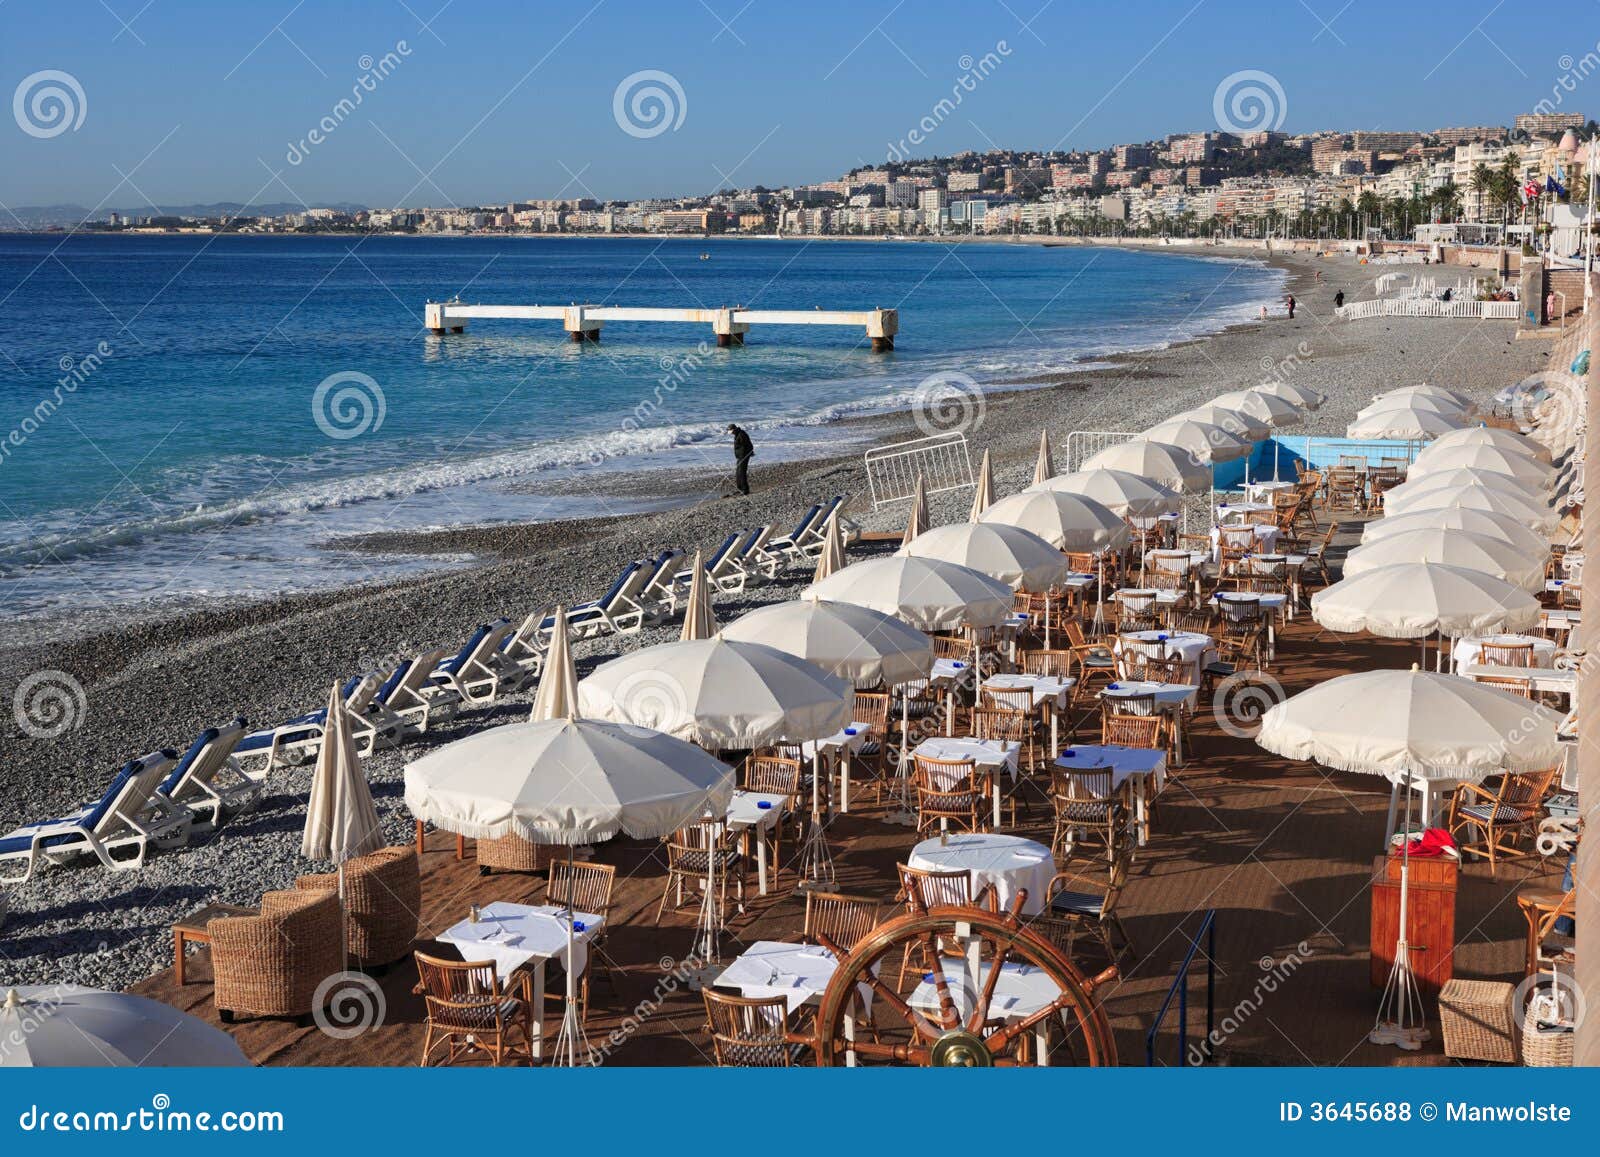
[130,531,1563,1068]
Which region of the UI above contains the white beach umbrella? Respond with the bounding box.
[1346,404,1465,441]
[1258,666,1562,1051]
[1212,388,1305,428]
[1032,428,1055,486]
[721,598,933,688]
[578,637,851,749]
[1360,507,1549,557]
[1427,424,1551,462]
[1374,384,1473,410]
[969,448,995,521]
[1382,477,1557,528]
[0,987,250,1067]
[1408,445,1555,488]
[811,512,846,583]
[1341,529,1546,593]
[1142,417,1252,463]
[1256,380,1326,410]
[1033,468,1182,517]
[301,682,383,865]
[805,555,1014,631]
[1310,563,1541,638]
[979,488,1131,552]
[1179,403,1271,442]
[1355,394,1466,422]
[1080,438,1211,491]
[902,473,930,547]
[899,520,1069,592]
[680,550,717,642]
[530,606,579,722]
[1383,468,1545,509]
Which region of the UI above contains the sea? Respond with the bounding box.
[0,234,1284,617]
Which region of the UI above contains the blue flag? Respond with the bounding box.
[1546,174,1568,198]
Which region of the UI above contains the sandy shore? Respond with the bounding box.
[0,245,1557,990]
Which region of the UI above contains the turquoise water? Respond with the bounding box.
[0,235,1283,614]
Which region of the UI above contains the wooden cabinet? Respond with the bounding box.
[1370,854,1457,995]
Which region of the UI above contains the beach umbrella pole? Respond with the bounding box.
[553,841,591,1066]
[1370,770,1430,1051]
[798,753,836,888]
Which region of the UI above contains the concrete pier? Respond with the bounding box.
[423,301,897,350]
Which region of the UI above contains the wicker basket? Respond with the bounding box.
[1438,979,1517,1063]
[476,833,551,874]
[1522,1005,1576,1067]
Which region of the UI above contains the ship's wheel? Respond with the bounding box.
[806,894,1118,1067]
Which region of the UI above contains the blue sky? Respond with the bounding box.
[2,0,1594,209]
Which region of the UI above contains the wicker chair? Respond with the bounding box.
[1449,766,1561,875]
[911,754,986,834]
[476,832,551,875]
[895,863,974,986]
[1062,619,1118,694]
[656,819,744,922]
[803,890,881,954]
[1478,640,1536,667]
[852,690,892,799]
[295,844,420,969]
[742,753,803,882]
[702,989,811,1066]
[1050,765,1127,865]
[544,859,617,1023]
[1036,852,1135,964]
[211,889,344,1025]
[413,951,534,1067]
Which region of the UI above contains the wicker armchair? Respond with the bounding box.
[413,952,534,1067]
[1036,852,1135,965]
[702,990,811,1066]
[803,890,881,953]
[210,889,344,1025]
[1448,766,1561,875]
[911,755,986,834]
[296,845,420,969]
[476,832,552,875]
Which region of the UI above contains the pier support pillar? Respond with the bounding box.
[866,307,899,353]
[712,308,750,348]
[563,306,602,344]
[424,302,461,335]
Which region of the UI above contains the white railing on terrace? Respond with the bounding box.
[1336,298,1519,321]
[863,431,974,509]
[1373,272,1412,295]
[1064,430,1141,474]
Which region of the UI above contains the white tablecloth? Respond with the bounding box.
[437,901,601,981]
[799,724,870,760]
[1117,629,1216,675]
[1451,634,1558,672]
[1055,744,1168,791]
[1244,481,1297,503]
[726,790,788,831]
[983,673,1074,710]
[913,736,1019,781]
[1210,523,1280,561]
[1099,680,1198,710]
[1215,501,1274,523]
[713,940,859,1015]
[908,833,1054,915]
[908,958,1063,1022]
[929,657,972,685]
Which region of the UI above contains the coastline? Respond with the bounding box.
[0,244,1560,992]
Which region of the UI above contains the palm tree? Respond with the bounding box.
[1470,164,1493,221]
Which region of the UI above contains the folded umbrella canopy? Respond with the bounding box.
[805,555,1014,632]
[899,520,1069,592]
[1032,429,1055,486]
[1080,438,1211,492]
[1032,468,1182,518]
[720,598,933,688]
[811,511,846,583]
[1310,562,1541,638]
[576,636,851,750]
[1211,388,1306,428]
[969,448,995,521]
[901,473,930,547]
[530,606,579,721]
[0,987,250,1066]
[1359,506,1549,557]
[1141,417,1253,463]
[1341,528,1546,593]
[979,488,1131,552]
[680,549,717,641]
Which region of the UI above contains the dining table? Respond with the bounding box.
[908,832,1054,915]
[1054,744,1168,845]
[712,940,874,1064]
[1098,680,1198,765]
[1449,633,1559,673]
[982,672,1075,752]
[799,722,870,813]
[906,957,1065,1064]
[912,735,1020,829]
[723,789,790,895]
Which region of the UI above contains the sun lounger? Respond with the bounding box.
[671,532,743,603]
[762,503,823,568]
[554,558,662,642]
[636,548,685,619]
[236,663,407,768]
[373,647,460,734]
[719,524,776,591]
[155,718,263,830]
[790,495,849,560]
[430,619,520,705]
[0,751,188,883]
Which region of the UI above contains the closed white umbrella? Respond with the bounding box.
[1256,379,1326,410]
[1355,393,1466,421]
[1382,480,1558,532]
[1383,468,1545,509]
[812,512,846,583]
[902,473,929,547]
[1179,403,1271,442]
[1258,667,1562,1050]
[578,637,851,749]
[1360,507,1549,557]
[805,555,1014,632]
[969,448,995,521]
[1142,417,1252,463]
[1032,429,1055,486]
[530,606,579,721]
[1347,404,1465,440]
[1212,388,1305,428]
[0,987,250,1067]
[1408,445,1555,487]
[1080,439,1210,491]
[1310,563,1541,638]
[900,521,1069,592]
[679,550,716,641]
[1033,468,1182,517]
[721,598,934,688]
[979,488,1131,552]
[1342,529,1546,593]
[1373,384,1473,410]
[1427,424,1550,462]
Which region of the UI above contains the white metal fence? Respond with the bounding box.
[1063,430,1140,473]
[863,431,975,509]
[1336,298,1519,321]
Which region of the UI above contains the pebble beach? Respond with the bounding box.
[0,245,1558,991]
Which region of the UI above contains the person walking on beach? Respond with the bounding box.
[1334,289,1345,309]
[1285,294,1296,319]
[728,422,754,495]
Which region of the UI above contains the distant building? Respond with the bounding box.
[1168,134,1217,164]
[1115,144,1155,169]
[946,171,983,192]
[885,180,920,208]
[659,208,726,233]
[1433,125,1505,145]
[1004,166,1052,197]
[1515,112,1584,137]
